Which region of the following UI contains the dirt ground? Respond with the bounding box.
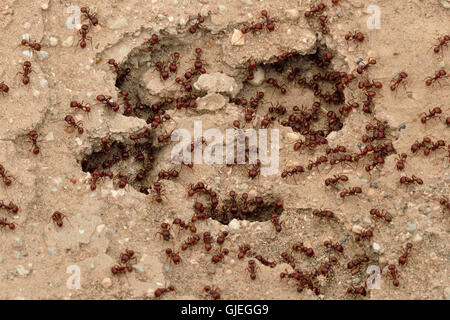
[0,0,448,300]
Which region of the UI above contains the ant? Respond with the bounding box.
[281,165,305,181]
[70,100,91,113]
[238,244,251,259]
[0,200,19,214]
[157,168,179,181]
[29,130,40,154]
[0,81,9,95]
[175,77,192,92]
[20,38,41,52]
[266,78,287,94]
[260,10,276,32]
[111,263,133,276]
[89,170,113,191]
[120,249,137,264]
[204,286,221,300]
[396,153,407,170]
[0,165,12,187]
[292,242,314,257]
[156,223,172,241]
[108,59,131,84]
[169,52,180,73]
[281,252,296,269]
[345,31,365,42]
[216,231,229,246]
[324,174,348,187]
[50,211,70,227]
[80,7,99,26]
[304,3,326,18]
[247,259,259,280]
[271,212,282,232]
[346,286,366,296]
[307,155,328,171]
[189,14,204,34]
[356,58,377,74]
[211,248,229,264]
[181,235,200,251]
[0,218,16,231]
[324,240,344,253]
[155,61,169,80]
[398,243,413,265]
[399,175,423,186]
[312,209,335,220]
[358,79,383,90]
[432,34,449,54]
[77,24,92,49]
[420,107,442,124]
[165,248,181,264]
[347,256,369,274]
[154,285,175,298]
[255,255,277,268]
[425,69,447,86]
[96,95,119,112]
[354,228,373,242]
[440,198,450,212]
[145,34,159,52]
[388,264,400,286]
[18,61,32,85]
[64,115,84,134]
[369,208,392,222]
[152,182,165,203]
[340,187,362,198]
[390,72,408,91]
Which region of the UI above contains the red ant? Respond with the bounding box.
[165,248,181,264]
[370,208,392,222]
[312,209,335,219]
[154,285,175,298]
[425,69,447,86]
[395,153,407,170]
[387,264,400,286]
[152,182,165,203]
[70,100,91,113]
[0,81,9,95]
[108,59,131,84]
[292,242,314,257]
[346,286,366,296]
[211,248,229,264]
[356,58,377,74]
[324,174,348,187]
[358,79,383,90]
[266,78,287,94]
[0,200,19,214]
[399,175,423,186]
[157,168,179,181]
[156,223,172,241]
[354,228,373,242]
[181,235,200,251]
[20,38,41,52]
[64,115,84,134]
[89,170,113,191]
[390,72,408,91]
[115,172,129,189]
[175,77,192,92]
[398,243,413,265]
[18,61,32,85]
[204,286,221,300]
[189,14,204,34]
[155,61,169,80]
[280,252,296,268]
[304,3,326,18]
[0,165,12,187]
[77,24,92,49]
[432,34,449,54]
[0,218,16,231]
[50,211,70,227]
[255,255,277,268]
[307,155,328,171]
[339,102,359,116]
[345,31,364,42]
[169,52,180,73]
[145,34,159,52]
[324,240,344,253]
[80,7,99,26]
[247,259,259,280]
[281,165,305,181]
[347,256,369,274]
[120,249,137,264]
[96,95,119,112]
[260,10,276,32]
[420,107,442,124]
[339,187,362,198]
[29,130,40,154]
[238,244,251,259]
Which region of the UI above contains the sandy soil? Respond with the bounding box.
[0,0,448,300]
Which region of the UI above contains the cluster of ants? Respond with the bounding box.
[1,3,448,301]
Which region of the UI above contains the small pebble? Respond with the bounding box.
[135,265,145,274]
[40,79,48,88]
[62,36,74,47]
[101,278,112,288]
[372,242,381,253]
[49,37,58,46]
[218,5,227,14]
[406,222,416,233]
[17,265,30,276]
[47,247,56,255]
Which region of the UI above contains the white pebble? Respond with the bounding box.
[24,22,31,30]
[40,78,48,88]
[372,242,381,252]
[231,29,245,46]
[45,132,54,141]
[49,37,58,46]
[101,278,112,288]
